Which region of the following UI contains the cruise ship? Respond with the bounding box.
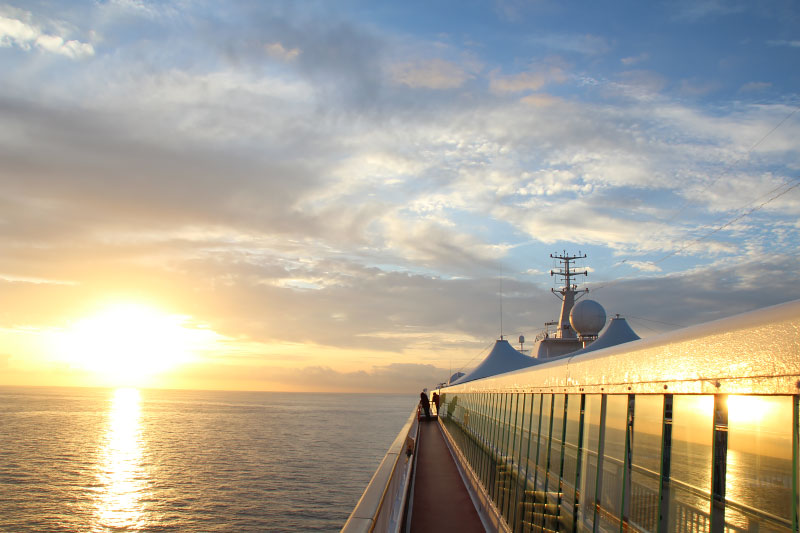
[342,254,800,532]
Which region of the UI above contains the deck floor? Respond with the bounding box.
[409,418,485,532]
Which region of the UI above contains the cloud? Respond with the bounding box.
[275,363,451,392]
[678,79,719,96]
[489,65,567,94]
[105,0,163,19]
[669,0,746,22]
[381,216,507,274]
[162,361,453,392]
[616,70,668,95]
[739,81,772,92]
[766,39,800,48]
[520,93,560,107]
[621,53,649,66]
[390,58,474,89]
[265,42,301,61]
[624,261,662,273]
[529,33,611,56]
[592,254,800,335]
[0,14,94,58]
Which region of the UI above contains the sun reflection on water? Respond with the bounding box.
[95,387,147,530]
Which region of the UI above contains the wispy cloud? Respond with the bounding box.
[766,39,800,48]
[528,33,611,56]
[390,58,474,89]
[621,53,649,66]
[489,65,567,94]
[265,42,301,62]
[669,0,746,22]
[0,14,94,58]
[739,81,772,92]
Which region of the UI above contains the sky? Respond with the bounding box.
[0,0,798,392]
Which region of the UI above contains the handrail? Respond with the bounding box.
[341,406,419,533]
[443,409,793,530]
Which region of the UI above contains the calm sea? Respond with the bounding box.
[0,387,415,532]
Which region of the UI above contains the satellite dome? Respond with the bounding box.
[570,299,606,336]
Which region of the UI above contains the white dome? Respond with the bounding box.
[570,299,606,336]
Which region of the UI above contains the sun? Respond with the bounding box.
[54,302,216,386]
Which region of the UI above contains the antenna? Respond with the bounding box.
[549,251,589,339]
[499,266,504,340]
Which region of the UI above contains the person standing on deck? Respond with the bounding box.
[419,389,431,419]
[431,392,440,415]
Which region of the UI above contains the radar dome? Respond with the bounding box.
[570,299,606,336]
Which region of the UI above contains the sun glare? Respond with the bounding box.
[727,395,777,428]
[54,303,216,386]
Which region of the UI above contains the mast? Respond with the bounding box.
[550,251,588,339]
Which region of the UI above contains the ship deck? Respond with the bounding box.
[408,417,485,532]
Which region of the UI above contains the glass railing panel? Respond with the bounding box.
[596,395,628,532]
[476,394,486,474]
[526,393,542,488]
[465,394,478,476]
[495,393,511,511]
[628,394,663,533]
[536,394,553,493]
[512,393,531,533]
[577,394,602,533]
[483,393,497,502]
[500,394,519,522]
[541,395,565,531]
[667,395,713,531]
[724,395,793,532]
[520,394,542,533]
[529,393,553,530]
[479,393,492,489]
[559,394,582,533]
[494,393,509,505]
[796,396,799,533]
[548,394,566,493]
[508,394,528,526]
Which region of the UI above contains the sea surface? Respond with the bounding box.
[0,387,416,532]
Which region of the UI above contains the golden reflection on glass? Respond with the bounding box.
[629,395,663,533]
[725,395,793,532]
[667,395,713,531]
[95,388,147,531]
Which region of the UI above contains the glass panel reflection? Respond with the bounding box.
[520,394,542,533]
[667,395,713,532]
[95,388,147,530]
[559,395,582,532]
[577,395,602,533]
[629,395,663,533]
[596,395,628,532]
[725,395,793,532]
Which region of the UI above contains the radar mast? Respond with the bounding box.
[550,251,588,339]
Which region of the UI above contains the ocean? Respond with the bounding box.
[0,387,415,532]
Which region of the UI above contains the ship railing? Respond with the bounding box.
[341,405,419,533]
[441,402,794,533]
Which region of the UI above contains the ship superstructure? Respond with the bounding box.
[533,252,590,359]
[450,253,638,385]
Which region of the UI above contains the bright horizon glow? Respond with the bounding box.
[52,303,219,387]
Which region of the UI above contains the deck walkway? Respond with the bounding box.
[409,418,485,532]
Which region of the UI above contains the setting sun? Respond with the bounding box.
[53,303,218,386]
